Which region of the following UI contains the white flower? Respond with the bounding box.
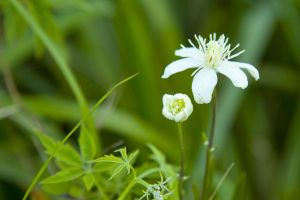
[162,93,193,123]
[162,33,260,104]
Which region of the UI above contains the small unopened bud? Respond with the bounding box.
[162,93,193,123]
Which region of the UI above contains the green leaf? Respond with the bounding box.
[79,125,97,161]
[92,154,123,164]
[57,145,82,167]
[41,167,84,184]
[128,150,139,173]
[36,132,81,167]
[109,164,125,181]
[115,147,128,161]
[82,173,95,191]
[91,148,139,180]
[93,162,115,173]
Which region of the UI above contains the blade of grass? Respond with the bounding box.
[209,163,235,200]
[22,73,138,200]
[8,0,93,131]
[215,0,275,151]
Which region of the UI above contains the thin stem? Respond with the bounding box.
[201,93,217,200]
[208,163,234,200]
[177,122,185,200]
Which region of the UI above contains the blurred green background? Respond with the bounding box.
[0,0,300,199]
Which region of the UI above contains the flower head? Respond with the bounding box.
[162,33,259,104]
[162,93,193,123]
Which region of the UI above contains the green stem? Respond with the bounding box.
[177,122,185,200]
[201,93,217,200]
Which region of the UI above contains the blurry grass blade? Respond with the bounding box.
[0,150,32,184]
[0,105,18,119]
[139,0,181,58]
[22,73,138,200]
[8,0,93,131]
[209,163,235,200]
[148,143,166,166]
[274,0,300,66]
[215,1,275,150]
[116,0,160,120]
[280,98,300,198]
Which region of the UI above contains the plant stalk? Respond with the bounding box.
[177,122,185,200]
[201,93,217,200]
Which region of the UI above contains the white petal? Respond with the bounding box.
[229,61,260,80]
[162,58,202,78]
[162,107,174,121]
[174,93,189,100]
[175,47,202,58]
[217,61,248,89]
[162,94,172,106]
[192,68,218,104]
[175,111,186,122]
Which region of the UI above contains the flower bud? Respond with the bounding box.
[162,93,193,123]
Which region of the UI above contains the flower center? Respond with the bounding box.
[205,41,222,68]
[169,99,185,115]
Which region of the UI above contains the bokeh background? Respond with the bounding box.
[0,0,300,199]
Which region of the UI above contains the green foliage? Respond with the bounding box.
[36,131,82,167]
[37,129,176,199]
[41,167,84,184]
[1,0,300,199]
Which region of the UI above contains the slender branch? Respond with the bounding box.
[177,122,185,200]
[201,93,217,200]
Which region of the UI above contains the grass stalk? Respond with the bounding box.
[201,93,217,200]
